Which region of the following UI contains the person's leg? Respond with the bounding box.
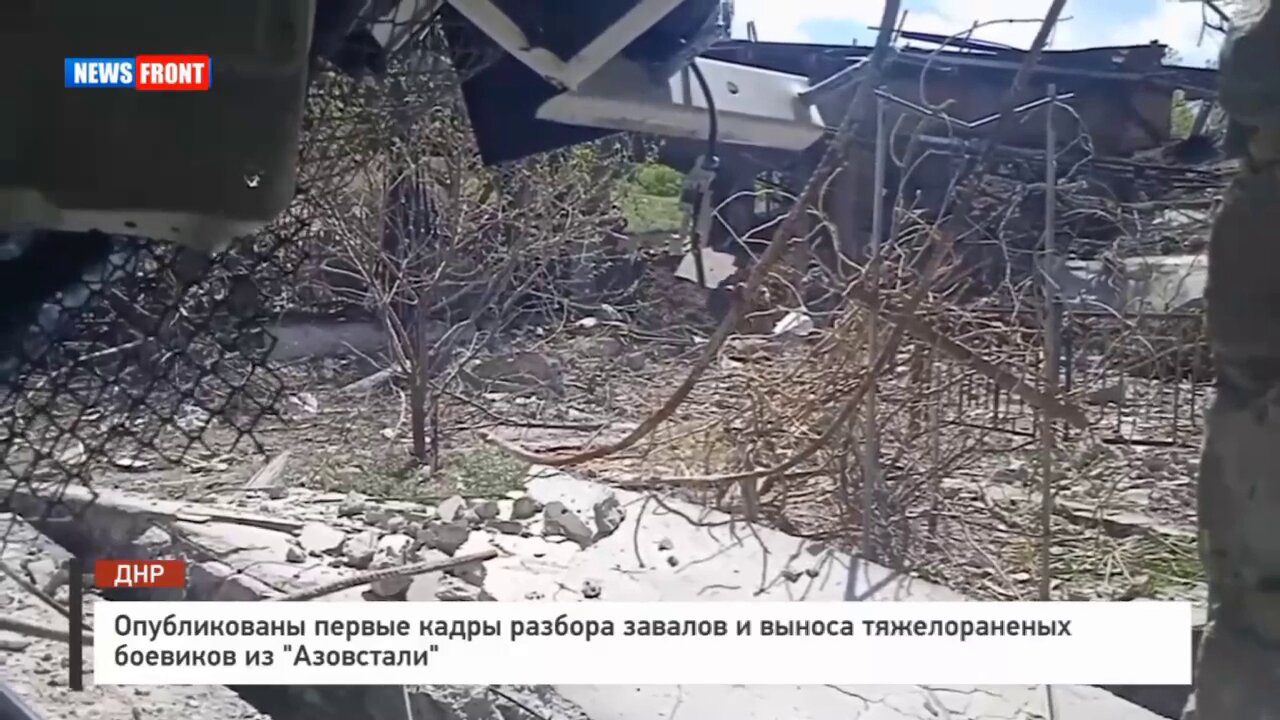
[1183,163,1280,719]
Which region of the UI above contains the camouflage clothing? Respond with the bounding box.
[1184,4,1280,717]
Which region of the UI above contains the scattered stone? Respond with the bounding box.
[285,545,306,563]
[0,638,30,653]
[542,502,594,547]
[338,492,368,518]
[376,533,415,560]
[581,580,602,599]
[133,526,174,554]
[384,514,408,534]
[419,522,470,556]
[581,337,625,359]
[411,505,440,524]
[666,555,679,567]
[463,352,564,396]
[405,570,444,601]
[369,534,415,597]
[657,537,674,551]
[472,500,500,520]
[622,352,646,371]
[489,520,525,535]
[112,455,151,471]
[22,557,60,591]
[510,496,541,521]
[528,474,625,546]
[340,530,379,569]
[444,559,488,589]
[364,507,392,528]
[1142,455,1171,473]
[298,522,346,555]
[438,495,466,523]
[592,493,625,540]
[461,508,484,528]
[436,577,494,602]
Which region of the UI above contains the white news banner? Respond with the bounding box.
[93,600,1192,686]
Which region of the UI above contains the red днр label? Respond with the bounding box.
[94,559,186,589]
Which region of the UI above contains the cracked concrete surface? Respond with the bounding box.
[0,513,268,720]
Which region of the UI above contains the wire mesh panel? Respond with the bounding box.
[0,222,309,536]
[0,11,517,544]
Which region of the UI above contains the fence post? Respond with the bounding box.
[861,93,888,562]
[1038,85,1060,601]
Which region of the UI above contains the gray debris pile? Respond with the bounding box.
[300,480,625,602]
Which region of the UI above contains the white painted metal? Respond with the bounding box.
[537,57,827,151]
[445,0,684,90]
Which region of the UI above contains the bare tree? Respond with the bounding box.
[312,64,631,467]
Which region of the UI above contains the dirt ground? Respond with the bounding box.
[76,315,1206,608]
[0,298,1207,720]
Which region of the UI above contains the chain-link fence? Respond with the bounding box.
[0,218,311,540]
[0,8,505,546]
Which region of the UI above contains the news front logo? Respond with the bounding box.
[64,55,211,91]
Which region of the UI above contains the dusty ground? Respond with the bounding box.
[71,311,1206,609]
[0,302,1206,720]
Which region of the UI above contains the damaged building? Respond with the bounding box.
[657,33,1221,315]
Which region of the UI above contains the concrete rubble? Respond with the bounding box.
[0,463,1192,720]
[0,513,270,720]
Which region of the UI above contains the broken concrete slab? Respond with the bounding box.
[298,523,346,555]
[340,530,379,569]
[471,499,500,521]
[437,495,465,524]
[369,534,415,597]
[543,502,595,547]
[491,469,1174,719]
[1,477,1183,720]
[418,522,470,556]
[511,496,541,520]
[561,684,1166,720]
[337,492,367,518]
[533,473,625,548]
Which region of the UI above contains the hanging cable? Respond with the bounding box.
[685,59,721,289]
[690,60,719,159]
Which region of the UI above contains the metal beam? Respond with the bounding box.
[445,0,684,90]
[537,57,827,151]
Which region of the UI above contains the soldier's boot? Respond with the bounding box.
[1182,161,1280,719]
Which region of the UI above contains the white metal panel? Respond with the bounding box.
[537,57,826,151]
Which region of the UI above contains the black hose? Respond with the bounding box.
[688,60,720,290]
[689,61,719,161]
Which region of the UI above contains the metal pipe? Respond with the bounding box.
[871,95,888,257]
[869,87,1074,129]
[1038,83,1059,602]
[861,94,888,563]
